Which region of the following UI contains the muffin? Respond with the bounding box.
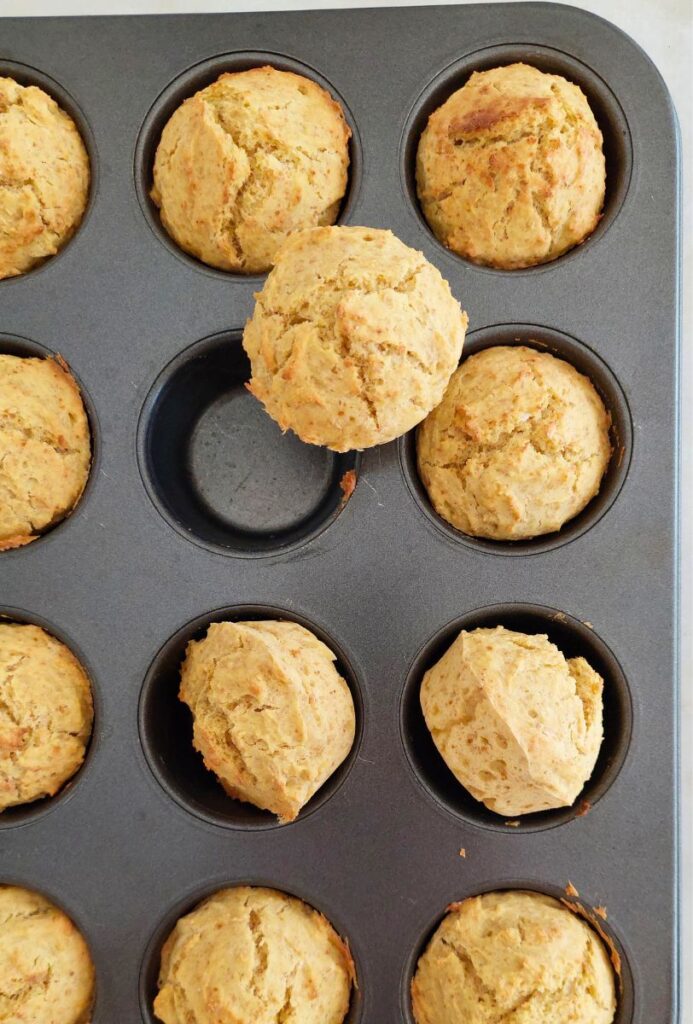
[154,886,354,1024]
[0,77,90,279]
[411,890,617,1024]
[420,626,604,816]
[0,354,91,550]
[417,346,612,541]
[151,66,351,273]
[0,623,94,812]
[416,63,606,269]
[0,885,95,1023]
[179,620,355,821]
[243,225,468,451]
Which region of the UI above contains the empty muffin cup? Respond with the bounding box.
[137,332,360,557]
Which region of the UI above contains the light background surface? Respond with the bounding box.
[0,0,690,1018]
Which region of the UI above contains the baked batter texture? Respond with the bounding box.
[0,885,95,1023]
[151,66,351,273]
[243,225,468,451]
[154,886,354,1024]
[411,890,616,1024]
[417,346,611,541]
[416,63,606,268]
[0,355,91,550]
[0,76,89,279]
[420,625,604,816]
[0,623,93,812]
[179,619,355,821]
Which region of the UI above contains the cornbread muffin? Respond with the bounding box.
[154,886,354,1024]
[0,77,89,279]
[179,620,355,821]
[0,354,91,550]
[417,346,612,541]
[0,885,95,1023]
[243,226,468,451]
[151,66,350,273]
[416,63,606,269]
[0,623,93,812]
[420,626,604,816]
[411,890,616,1024]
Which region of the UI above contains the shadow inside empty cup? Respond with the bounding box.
[138,332,360,556]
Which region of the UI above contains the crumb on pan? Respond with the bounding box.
[339,469,357,505]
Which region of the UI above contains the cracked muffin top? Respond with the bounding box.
[416,63,606,269]
[419,626,604,816]
[411,890,616,1024]
[179,620,355,822]
[154,886,355,1024]
[417,345,612,541]
[0,885,95,1023]
[0,77,90,280]
[0,623,93,813]
[243,225,468,451]
[0,354,91,550]
[150,66,351,274]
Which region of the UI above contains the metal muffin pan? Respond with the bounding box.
[0,4,679,1022]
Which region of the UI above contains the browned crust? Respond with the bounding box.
[51,352,88,412]
[216,65,352,147]
[560,897,623,991]
[52,352,92,510]
[448,95,549,135]
[323,917,357,988]
[0,533,36,551]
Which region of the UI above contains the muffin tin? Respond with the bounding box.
[0,4,680,1023]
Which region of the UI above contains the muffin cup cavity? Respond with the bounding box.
[138,604,364,830]
[0,60,97,282]
[400,43,632,274]
[0,606,99,831]
[400,603,632,834]
[0,333,99,553]
[401,880,634,1024]
[134,51,362,280]
[139,878,363,1024]
[137,332,361,557]
[399,324,632,556]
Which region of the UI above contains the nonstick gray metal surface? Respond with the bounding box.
[0,4,680,1022]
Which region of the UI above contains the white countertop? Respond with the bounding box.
[1,0,690,1017]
